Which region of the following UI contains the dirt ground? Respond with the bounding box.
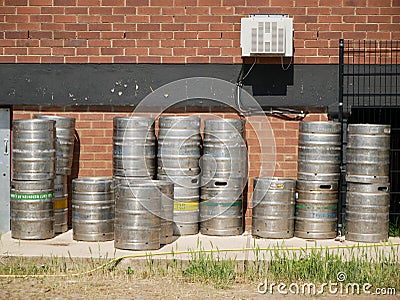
[1,276,399,299]
[0,276,263,300]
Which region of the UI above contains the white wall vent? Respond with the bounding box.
[240,15,293,57]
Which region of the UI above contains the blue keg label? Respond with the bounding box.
[113,149,123,155]
[296,205,337,210]
[113,149,155,155]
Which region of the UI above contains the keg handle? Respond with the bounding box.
[4,137,8,156]
[319,184,332,190]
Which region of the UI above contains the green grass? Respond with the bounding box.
[181,250,237,289]
[181,243,400,290]
[389,218,400,237]
[250,244,400,289]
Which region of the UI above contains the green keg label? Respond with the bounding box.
[11,192,54,200]
[296,204,337,210]
[200,201,242,207]
[174,202,199,211]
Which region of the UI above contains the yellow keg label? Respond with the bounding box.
[174,202,199,211]
[54,198,68,210]
[276,184,284,189]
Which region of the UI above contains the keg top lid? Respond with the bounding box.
[349,123,390,127]
[113,116,155,128]
[114,116,154,121]
[300,121,339,124]
[254,177,296,189]
[14,118,55,124]
[13,118,56,128]
[73,177,113,183]
[115,177,173,187]
[159,115,201,122]
[347,123,391,134]
[204,118,244,124]
[348,123,390,129]
[115,179,163,188]
[34,114,76,123]
[254,177,295,182]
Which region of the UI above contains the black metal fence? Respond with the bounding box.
[339,39,400,116]
[338,39,400,235]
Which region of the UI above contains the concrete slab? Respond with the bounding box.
[1,230,399,260]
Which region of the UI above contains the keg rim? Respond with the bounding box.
[348,123,390,128]
[34,114,76,123]
[115,177,173,187]
[204,118,244,124]
[113,116,155,122]
[13,119,56,126]
[254,177,296,182]
[158,115,201,122]
[157,174,200,179]
[73,177,113,183]
[299,121,341,133]
[300,121,340,125]
[114,177,164,187]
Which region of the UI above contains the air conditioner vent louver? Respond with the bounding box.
[241,15,293,57]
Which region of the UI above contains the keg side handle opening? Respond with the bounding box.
[214,181,228,187]
[319,184,333,190]
[378,186,389,192]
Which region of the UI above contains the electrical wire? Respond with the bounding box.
[235,56,306,120]
[1,242,399,278]
[241,57,257,82]
[235,57,258,116]
[281,55,293,71]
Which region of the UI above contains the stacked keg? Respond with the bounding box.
[114,178,162,250]
[345,124,391,243]
[35,115,75,233]
[113,116,156,179]
[295,121,341,239]
[113,116,173,249]
[157,116,201,236]
[72,177,114,241]
[11,119,56,239]
[200,118,247,236]
[252,177,296,239]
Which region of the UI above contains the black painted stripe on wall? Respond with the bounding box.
[0,64,338,112]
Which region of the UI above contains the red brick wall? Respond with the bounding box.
[12,107,327,229]
[1,0,399,64]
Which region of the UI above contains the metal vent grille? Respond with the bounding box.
[250,21,285,54]
[241,15,293,57]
